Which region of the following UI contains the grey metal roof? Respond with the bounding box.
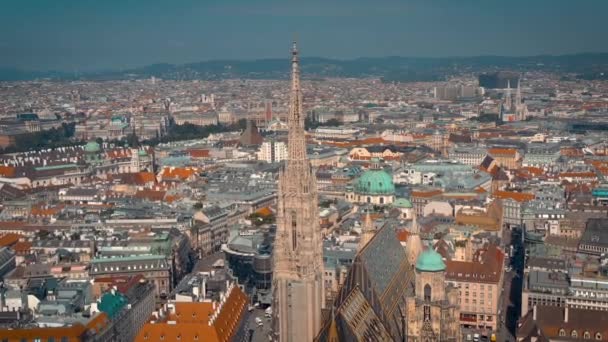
[360,225,408,296]
[581,219,608,248]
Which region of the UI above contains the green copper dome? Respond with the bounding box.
[138,149,148,157]
[416,249,446,272]
[393,197,413,208]
[354,169,395,195]
[84,141,101,153]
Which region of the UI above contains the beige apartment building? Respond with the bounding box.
[445,245,506,333]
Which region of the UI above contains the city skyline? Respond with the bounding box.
[1,0,608,71]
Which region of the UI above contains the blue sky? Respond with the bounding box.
[1,0,606,71]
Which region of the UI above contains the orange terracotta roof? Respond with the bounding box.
[488,148,517,156]
[474,187,487,194]
[0,221,27,229]
[136,286,248,342]
[493,190,535,203]
[187,149,211,158]
[255,207,273,217]
[396,229,410,242]
[0,233,21,247]
[2,324,87,339]
[558,172,597,178]
[164,195,181,203]
[134,190,166,202]
[105,149,132,159]
[3,313,108,339]
[159,167,198,181]
[0,165,16,177]
[446,245,504,283]
[560,147,584,157]
[411,189,443,198]
[136,172,156,183]
[12,241,32,253]
[359,137,386,145]
[31,205,64,217]
[522,167,544,176]
[85,312,110,334]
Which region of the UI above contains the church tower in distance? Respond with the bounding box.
[271,42,325,342]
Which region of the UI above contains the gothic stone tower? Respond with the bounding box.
[406,249,461,342]
[272,42,324,342]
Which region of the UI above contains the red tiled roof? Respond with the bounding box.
[187,149,211,158]
[255,207,273,217]
[446,245,504,283]
[411,189,443,198]
[135,286,248,342]
[31,205,64,217]
[396,229,410,242]
[134,190,166,202]
[494,190,535,203]
[12,241,31,253]
[558,172,596,179]
[522,167,544,176]
[0,233,21,247]
[0,166,16,177]
[159,167,198,181]
[488,148,517,157]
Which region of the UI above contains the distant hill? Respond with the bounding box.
[2,53,608,82]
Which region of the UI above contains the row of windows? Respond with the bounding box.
[143,333,197,340]
[93,263,166,272]
[462,298,486,305]
[2,338,69,342]
[457,283,493,291]
[558,329,602,340]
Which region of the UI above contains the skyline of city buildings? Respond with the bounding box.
[0,35,608,342]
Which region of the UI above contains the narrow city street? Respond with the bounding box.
[497,227,524,342]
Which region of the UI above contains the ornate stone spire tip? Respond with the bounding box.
[292,41,299,61]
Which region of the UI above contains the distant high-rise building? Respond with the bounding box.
[257,140,288,163]
[478,71,519,89]
[271,42,325,342]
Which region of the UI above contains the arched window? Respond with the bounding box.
[559,329,566,337]
[572,331,578,338]
[596,333,602,340]
[367,197,371,203]
[584,331,591,339]
[380,197,384,204]
[424,284,432,301]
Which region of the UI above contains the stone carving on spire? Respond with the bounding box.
[271,41,324,342]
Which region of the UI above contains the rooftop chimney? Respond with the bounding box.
[564,307,569,323]
[533,305,537,321]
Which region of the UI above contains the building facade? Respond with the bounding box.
[445,246,505,332]
[406,249,461,341]
[257,140,288,163]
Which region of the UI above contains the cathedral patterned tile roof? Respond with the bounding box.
[319,223,415,341]
[360,224,407,295]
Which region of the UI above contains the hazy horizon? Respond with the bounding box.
[2,0,607,71]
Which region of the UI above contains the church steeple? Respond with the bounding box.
[287,41,307,162]
[272,42,324,342]
[358,211,375,251]
[504,80,512,112]
[515,77,522,108]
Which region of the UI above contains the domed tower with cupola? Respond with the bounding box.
[406,248,461,341]
[83,141,103,165]
[345,157,395,205]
